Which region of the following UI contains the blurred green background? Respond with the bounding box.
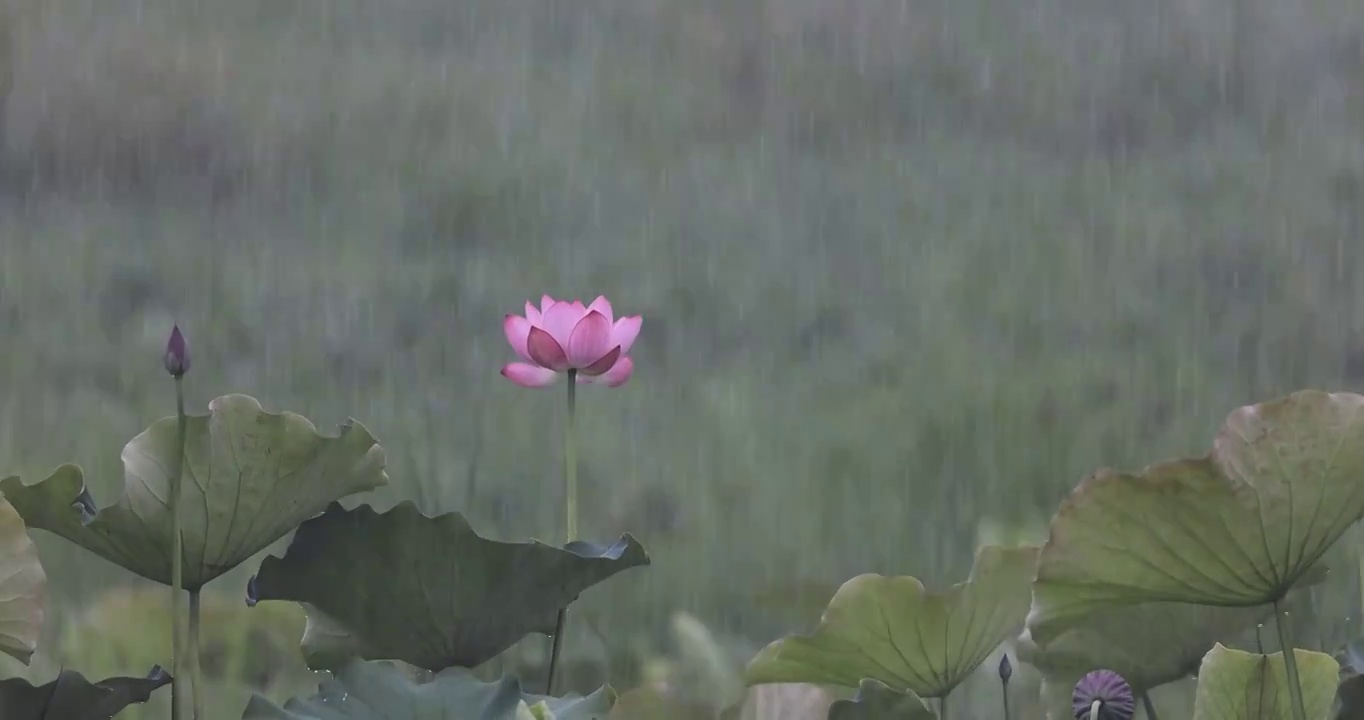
[1,0,1363,716]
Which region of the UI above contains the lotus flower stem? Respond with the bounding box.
[1139,690,1158,719]
[546,369,580,695]
[1272,601,1308,720]
[1090,699,1102,718]
[170,373,188,720]
[565,369,579,544]
[188,588,205,720]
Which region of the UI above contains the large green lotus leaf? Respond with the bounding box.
[0,395,387,591]
[608,688,713,720]
[719,684,835,720]
[248,502,650,672]
[1192,644,1338,720]
[1030,391,1364,644]
[744,545,1039,698]
[241,659,614,720]
[826,680,936,720]
[1016,601,1274,693]
[0,666,172,719]
[1337,673,1364,720]
[0,498,45,665]
[1335,640,1364,719]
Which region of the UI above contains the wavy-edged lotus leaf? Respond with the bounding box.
[0,395,387,591]
[241,659,615,720]
[1333,640,1364,720]
[607,688,713,720]
[1338,673,1364,720]
[744,545,1039,698]
[1191,643,1338,720]
[0,666,171,719]
[1029,391,1364,644]
[826,679,936,720]
[248,502,650,672]
[0,498,45,664]
[1016,601,1274,694]
[720,684,834,720]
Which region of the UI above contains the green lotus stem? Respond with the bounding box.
[939,693,948,719]
[565,369,578,545]
[189,588,204,720]
[1357,541,1364,635]
[1001,686,1010,720]
[1273,600,1308,720]
[1140,690,1158,719]
[170,375,188,720]
[546,369,579,695]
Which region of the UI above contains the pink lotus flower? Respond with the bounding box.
[501,295,641,388]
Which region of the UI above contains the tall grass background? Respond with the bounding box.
[1,0,1364,716]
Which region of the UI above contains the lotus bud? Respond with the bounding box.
[164,325,190,377]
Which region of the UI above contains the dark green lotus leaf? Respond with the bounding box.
[1333,640,1364,720]
[248,502,650,672]
[0,666,171,719]
[1338,673,1364,720]
[1192,644,1338,720]
[1030,391,1364,645]
[0,395,387,591]
[744,545,1039,698]
[0,498,45,665]
[241,659,615,719]
[826,680,936,720]
[1016,601,1274,694]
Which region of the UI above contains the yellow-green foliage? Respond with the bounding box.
[57,585,311,717]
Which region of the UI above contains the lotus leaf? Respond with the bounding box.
[1016,601,1273,694]
[744,544,1038,698]
[826,679,936,720]
[1030,391,1364,644]
[1337,672,1364,720]
[0,666,171,719]
[1191,643,1338,720]
[608,688,713,720]
[241,659,614,719]
[0,498,44,664]
[0,395,387,590]
[1333,639,1364,719]
[248,501,650,671]
[723,684,834,720]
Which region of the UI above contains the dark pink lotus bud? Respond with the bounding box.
[164,325,189,377]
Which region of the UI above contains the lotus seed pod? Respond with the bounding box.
[1072,669,1135,720]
